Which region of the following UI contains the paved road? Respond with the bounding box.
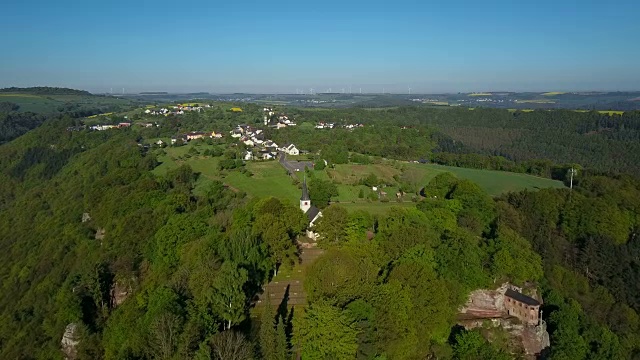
[279,153,313,176]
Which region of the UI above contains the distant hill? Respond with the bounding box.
[0,87,92,96]
[0,87,135,142]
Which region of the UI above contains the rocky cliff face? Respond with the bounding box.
[110,279,133,308]
[61,323,80,360]
[459,287,505,319]
[459,317,550,357]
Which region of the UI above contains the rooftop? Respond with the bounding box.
[307,205,320,223]
[505,289,540,306]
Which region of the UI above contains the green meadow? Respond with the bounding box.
[153,142,300,204]
[324,162,564,197]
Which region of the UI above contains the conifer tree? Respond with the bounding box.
[259,294,277,360]
[275,317,289,359]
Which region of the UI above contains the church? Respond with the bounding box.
[300,177,322,240]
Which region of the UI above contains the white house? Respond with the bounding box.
[260,151,276,160]
[230,128,243,138]
[251,137,264,145]
[186,132,206,140]
[281,144,300,156]
[243,151,254,161]
[264,140,278,149]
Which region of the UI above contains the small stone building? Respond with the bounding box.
[504,288,540,326]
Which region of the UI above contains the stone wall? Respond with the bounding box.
[505,297,539,326]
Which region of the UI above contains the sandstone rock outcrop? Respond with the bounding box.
[61,323,80,360]
[110,279,134,308]
[458,283,550,357]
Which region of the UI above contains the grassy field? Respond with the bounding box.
[327,163,400,184]
[333,201,416,215]
[153,143,300,204]
[408,163,565,195]
[575,110,625,116]
[515,99,556,104]
[424,101,449,106]
[0,93,64,113]
[225,162,299,203]
[468,93,492,96]
[506,108,625,115]
[542,92,566,96]
[327,162,565,197]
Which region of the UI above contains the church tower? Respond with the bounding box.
[300,175,311,213]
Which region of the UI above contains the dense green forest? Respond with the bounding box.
[1,101,640,359]
[0,111,49,143]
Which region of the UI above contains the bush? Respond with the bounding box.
[360,173,380,187]
[0,101,20,112]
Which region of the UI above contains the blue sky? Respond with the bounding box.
[1,0,639,93]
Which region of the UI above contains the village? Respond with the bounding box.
[78,104,365,166]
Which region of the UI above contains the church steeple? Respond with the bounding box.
[301,175,310,201]
[300,175,311,213]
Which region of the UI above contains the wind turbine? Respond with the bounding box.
[408,86,412,95]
